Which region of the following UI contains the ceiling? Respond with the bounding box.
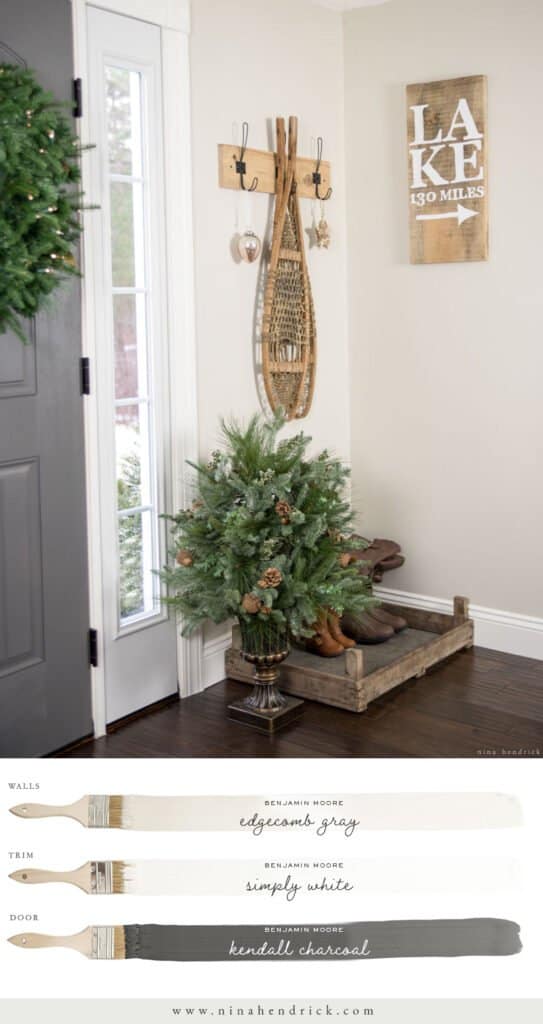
[310,0,392,11]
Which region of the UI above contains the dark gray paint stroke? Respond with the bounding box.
[124,920,522,961]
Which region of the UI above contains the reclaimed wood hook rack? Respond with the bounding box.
[218,128,332,200]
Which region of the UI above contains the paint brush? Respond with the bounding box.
[8,792,522,831]
[8,919,522,961]
[8,857,521,896]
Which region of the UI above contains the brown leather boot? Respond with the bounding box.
[372,553,405,582]
[341,610,394,645]
[366,607,407,632]
[349,537,401,574]
[306,612,344,657]
[327,610,356,649]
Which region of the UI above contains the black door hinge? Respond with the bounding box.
[73,78,83,118]
[81,356,91,395]
[89,628,98,668]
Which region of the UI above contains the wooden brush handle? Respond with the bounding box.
[9,797,89,825]
[8,927,93,957]
[9,864,92,893]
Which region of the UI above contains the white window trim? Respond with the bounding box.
[86,0,190,33]
[72,0,200,737]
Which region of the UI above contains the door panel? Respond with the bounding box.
[0,0,93,755]
[0,324,37,397]
[0,459,44,677]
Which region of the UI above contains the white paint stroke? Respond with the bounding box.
[117,793,522,831]
[119,857,521,897]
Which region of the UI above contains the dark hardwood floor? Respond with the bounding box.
[56,645,543,758]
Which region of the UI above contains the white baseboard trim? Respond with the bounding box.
[199,590,543,692]
[374,586,543,662]
[202,630,232,689]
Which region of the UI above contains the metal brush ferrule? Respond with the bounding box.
[88,795,110,828]
[91,861,113,894]
[91,926,115,960]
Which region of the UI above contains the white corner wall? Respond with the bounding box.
[343,0,543,652]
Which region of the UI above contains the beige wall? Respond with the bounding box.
[189,0,543,624]
[190,0,350,463]
[344,0,543,617]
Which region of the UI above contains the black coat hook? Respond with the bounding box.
[236,121,258,192]
[312,136,332,201]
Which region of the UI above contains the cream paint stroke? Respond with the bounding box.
[10,793,522,831]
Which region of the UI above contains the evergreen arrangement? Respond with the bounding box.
[0,64,85,341]
[161,412,373,641]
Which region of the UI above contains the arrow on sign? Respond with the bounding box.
[416,203,479,225]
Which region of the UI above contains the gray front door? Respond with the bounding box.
[0,0,93,755]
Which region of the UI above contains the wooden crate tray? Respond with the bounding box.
[225,596,473,713]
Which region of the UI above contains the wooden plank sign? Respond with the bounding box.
[407,75,488,263]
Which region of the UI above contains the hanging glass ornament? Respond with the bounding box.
[235,175,261,264]
[237,228,261,263]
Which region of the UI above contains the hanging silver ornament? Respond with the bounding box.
[237,228,262,263]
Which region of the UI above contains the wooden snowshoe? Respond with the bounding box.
[261,116,316,420]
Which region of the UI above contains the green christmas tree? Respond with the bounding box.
[161,412,373,642]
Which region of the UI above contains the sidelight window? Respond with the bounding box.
[105,65,160,625]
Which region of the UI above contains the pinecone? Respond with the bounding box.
[176,549,193,567]
[206,450,221,472]
[242,593,262,614]
[339,552,353,568]
[275,500,291,525]
[262,567,282,588]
